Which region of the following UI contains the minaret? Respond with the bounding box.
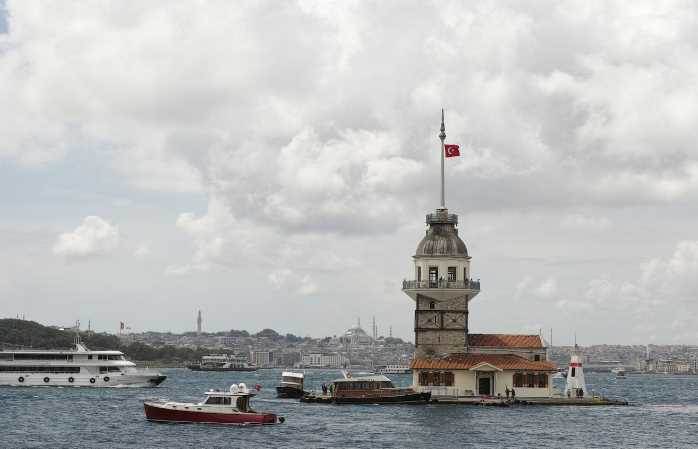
[402,110,481,358]
[196,309,202,335]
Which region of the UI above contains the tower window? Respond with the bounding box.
[464,267,467,281]
[448,267,456,281]
[429,301,435,310]
[417,266,422,282]
[428,267,438,288]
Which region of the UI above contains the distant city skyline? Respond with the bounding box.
[2,2,698,344]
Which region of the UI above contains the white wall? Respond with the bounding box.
[414,256,471,281]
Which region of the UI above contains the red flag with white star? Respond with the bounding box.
[444,144,460,157]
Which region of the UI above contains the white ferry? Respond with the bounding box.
[187,354,257,372]
[376,364,411,374]
[0,339,166,387]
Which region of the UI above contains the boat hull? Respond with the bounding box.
[334,391,431,404]
[0,372,166,388]
[187,366,257,372]
[276,386,305,398]
[143,403,278,425]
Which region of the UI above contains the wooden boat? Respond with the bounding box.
[301,373,431,404]
[276,371,306,398]
[144,383,284,425]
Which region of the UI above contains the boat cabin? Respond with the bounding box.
[202,384,255,412]
[280,372,304,387]
[332,375,395,392]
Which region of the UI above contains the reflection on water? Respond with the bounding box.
[2,370,698,448]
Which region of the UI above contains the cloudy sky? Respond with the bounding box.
[1,1,698,344]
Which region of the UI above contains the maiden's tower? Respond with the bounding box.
[403,111,556,399]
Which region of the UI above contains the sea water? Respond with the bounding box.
[2,369,698,448]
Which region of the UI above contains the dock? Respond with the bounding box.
[431,396,511,406]
[516,397,629,406]
[300,393,334,404]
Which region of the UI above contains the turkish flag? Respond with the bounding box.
[444,144,460,157]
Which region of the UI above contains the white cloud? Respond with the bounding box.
[534,277,558,299]
[268,269,318,296]
[4,0,698,232]
[53,216,119,259]
[134,244,151,258]
[561,213,611,231]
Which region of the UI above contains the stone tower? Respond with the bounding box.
[402,111,480,358]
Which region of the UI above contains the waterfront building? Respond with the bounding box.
[301,352,350,368]
[404,111,556,399]
[250,350,273,368]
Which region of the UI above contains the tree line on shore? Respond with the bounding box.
[0,319,229,362]
[0,318,408,362]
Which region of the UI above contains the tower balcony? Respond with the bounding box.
[402,279,481,301]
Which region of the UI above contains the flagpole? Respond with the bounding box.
[439,108,446,209]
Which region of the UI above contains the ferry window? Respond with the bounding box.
[88,355,93,360]
[0,366,80,373]
[417,266,422,282]
[205,397,222,405]
[14,354,69,361]
[448,267,456,281]
[445,372,454,387]
[0,354,13,360]
[513,373,524,388]
[222,397,231,405]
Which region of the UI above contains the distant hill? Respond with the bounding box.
[0,319,75,349]
[0,318,214,363]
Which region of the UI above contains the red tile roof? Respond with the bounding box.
[468,334,543,348]
[410,353,557,371]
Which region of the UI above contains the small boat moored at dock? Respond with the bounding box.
[144,383,284,425]
[276,371,305,398]
[301,373,430,404]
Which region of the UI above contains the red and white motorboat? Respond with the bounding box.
[144,383,284,425]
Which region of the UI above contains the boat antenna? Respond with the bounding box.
[74,320,81,348]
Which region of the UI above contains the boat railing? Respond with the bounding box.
[402,279,481,290]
